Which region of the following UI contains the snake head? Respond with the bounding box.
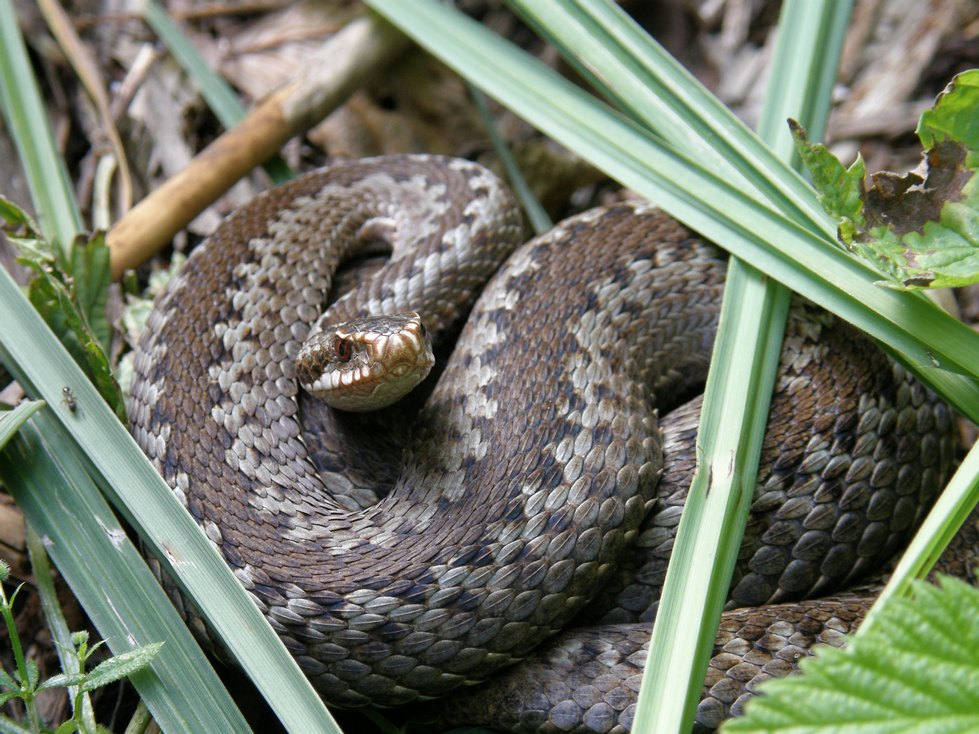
[295,312,434,412]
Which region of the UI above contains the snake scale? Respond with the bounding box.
[129,155,962,732]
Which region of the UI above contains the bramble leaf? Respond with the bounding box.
[723,575,979,733]
[794,69,979,289]
[789,119,865,225]
[0,668,18,692]
[37,672,86,691]
[918,68,979,153]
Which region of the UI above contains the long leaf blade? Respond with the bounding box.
[0,0,81,250]
[363,0,979,423]
[0,414,250,732]
[635,2,852,729]
[0,400,44,448]
[0,260,340,733]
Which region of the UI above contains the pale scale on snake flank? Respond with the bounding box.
[129,155,964,732]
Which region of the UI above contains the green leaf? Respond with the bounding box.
[790,119,865,224]
[10,229,126,421]
[0,400,44,449]
[77,643,163,693]
[37,672,87,692]
[857,140,979,289]
[795,69,979,290]
[917,68,979,152]
[0,197,41,236]
[0,691,24,707]
[0,668,18,692]
[0,713,31,734]
[724,576,979,733]
[23,660,38,692]
[66,232,112,355]
[2,198,121,418]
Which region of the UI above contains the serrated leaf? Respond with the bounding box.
[724,576,979,733]
[66,232,112,354]
[0,668,18,692]
[797,91,979,290]
[23,660,38,692]
[0,691,23,707]
[37,672,87,691]
[789,119,865,224]
[0,712,31,734]
[16,261,126,422]
[917,68,979,152]
[77,642,162,692]
[6,202,124,419]
[0,197,40,237]
[853,140,979,289]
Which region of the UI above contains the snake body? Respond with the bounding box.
[130,155,957,731]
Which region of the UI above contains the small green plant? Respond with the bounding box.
[792,68,979,290]
[723,574,979,733]
[0,199,124,422]
[0,559,162,734]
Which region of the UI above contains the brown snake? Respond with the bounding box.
[129,155,962,732]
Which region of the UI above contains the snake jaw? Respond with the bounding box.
[296,312,434,412]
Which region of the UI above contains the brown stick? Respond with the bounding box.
[107,13,409,279]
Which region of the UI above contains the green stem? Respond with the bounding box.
[25,526,96,730]
[121,701,152,734]
[0,582,38,733]
[469,85,552,234]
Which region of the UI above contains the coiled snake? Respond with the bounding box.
[129,155,961,732]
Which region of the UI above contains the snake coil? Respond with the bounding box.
[130,155,957,732]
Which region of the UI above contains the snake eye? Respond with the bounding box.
[334,337,353,362]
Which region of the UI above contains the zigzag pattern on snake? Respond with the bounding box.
[129,155,960,732]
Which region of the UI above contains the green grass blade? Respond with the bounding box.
[25,525,97,728]
[0,0,81,250]
[469,86,551,234]
[0,413,250,733]
[0,400,44,447]
[0,5,335,728]
[141,0,243,128]
[755,1,852,151]
[363,0,979,421]
[506,0,835,241]
[635,3,851,729]
[641,262,790,733]
[141,0,292,183]
[0,262,340,733]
